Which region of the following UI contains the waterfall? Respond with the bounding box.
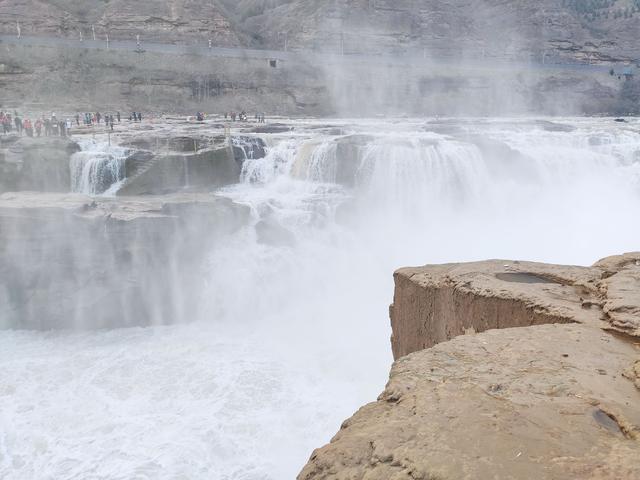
[70,140,128,196]
[355,136,488,211]
[292,140,339,183]
[6,119,640,480]
[240,139,299,184]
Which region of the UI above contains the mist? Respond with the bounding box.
[2,1,640,479]
[2,115,640,478]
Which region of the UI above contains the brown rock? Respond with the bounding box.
[299,255,640,479]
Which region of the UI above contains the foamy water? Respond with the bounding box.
[70,138,128,196]
[1,118,639,479]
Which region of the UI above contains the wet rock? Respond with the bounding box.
[117,145,240,196]
[232,136,267,165]
[251,125,293,134]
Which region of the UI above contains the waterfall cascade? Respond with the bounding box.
[70,139,129,195]
[235,125,640,220]
[4,119,640,480]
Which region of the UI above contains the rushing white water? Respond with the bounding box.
[70,139,128,195]
[2,118,640,480]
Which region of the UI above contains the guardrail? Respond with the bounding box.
[0,33,630,75]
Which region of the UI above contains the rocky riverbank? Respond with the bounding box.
[299,254,640,479]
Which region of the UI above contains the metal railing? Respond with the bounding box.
[0,31,633,75]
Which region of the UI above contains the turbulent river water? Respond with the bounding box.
[1,118,640,479]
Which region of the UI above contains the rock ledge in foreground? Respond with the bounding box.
[299,254,640,480]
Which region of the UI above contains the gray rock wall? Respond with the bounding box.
[0,40,634,116]
[0,193,249,330]
[118,145,240,196]
[0,136,80,193]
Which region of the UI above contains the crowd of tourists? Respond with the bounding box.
[79,111,142,131]
[1,111,73,137]
[2,107,265,138]
[0,110,145,137]
[224,111,266,123]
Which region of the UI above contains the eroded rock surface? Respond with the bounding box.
[299,255,640,480]
[391,256,640,359]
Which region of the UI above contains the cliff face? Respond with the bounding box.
[1,1,638,115]
[0,39,631,116]
[0,192,249,329]
[299,254,640,479]
[390,257,640,359]
[245,0,640,62]
[0,0,241,46]
[1,0,639,62]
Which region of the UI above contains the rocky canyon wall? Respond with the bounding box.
[1,40,635,116]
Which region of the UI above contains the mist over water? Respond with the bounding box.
[1,118,640,479]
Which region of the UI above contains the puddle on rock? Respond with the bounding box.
[592,409,623,435]
[495,272,559,284]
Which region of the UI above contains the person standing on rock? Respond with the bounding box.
[14,115,22,135]
[23,118,33,137]
[51,115,59,136]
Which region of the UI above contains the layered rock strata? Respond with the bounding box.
[299,255,640,479]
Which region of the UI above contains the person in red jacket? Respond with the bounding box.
[23,118,33,137]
